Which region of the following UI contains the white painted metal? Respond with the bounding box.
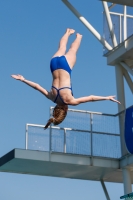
[62,0,112,51]
[109,12,133,18]
[0,148,123,182]
[102,1,117,47]
[25,124,28,150]
[93,10,130,191]
[100,0,133,7]
[49,108,53,159]
[90,113,93,158]
[115,65,125,126]
[120,15,122,43]
[51,106,116,116]
[64,129,67,153]
[122,168,132,194]
[104,4,131,192]
[26,122,120,138]
[122,68,133,93]
[120,62,133,76]
[124,6,127,40]
[106,35,133,66]
[61,0,133,195]
[102,2,126,160]
[115,64,132,194]
[26,123,45,127]
[101,180,111,200]
[108,3,116,10]
[120,153,133,168]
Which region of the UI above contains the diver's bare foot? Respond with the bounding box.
[66,28,75,35]
[76,33,83,38]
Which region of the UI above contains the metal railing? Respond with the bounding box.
[25,108,122,159]
[103,10,133,54]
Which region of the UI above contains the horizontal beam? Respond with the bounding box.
[100,0,133,7]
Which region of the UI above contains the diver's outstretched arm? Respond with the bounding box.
[11,74,50,98]
[68,95,121,105]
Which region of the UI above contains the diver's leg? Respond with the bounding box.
[52,28,75,58]
[65,33,82,69]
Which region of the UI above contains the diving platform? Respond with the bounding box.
[0,148,133,183]
[1,107,133,187]
[101,0,133,7]
[0,148,130,183]
[104,35,133,70]
[0,109,124,181]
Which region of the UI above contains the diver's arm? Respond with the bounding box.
[11,74,49,98]
[68,95,121,105]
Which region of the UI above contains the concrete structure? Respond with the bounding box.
[0,148,133,183]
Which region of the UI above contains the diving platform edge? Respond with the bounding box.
[104,35,133,68]
[1,148,133,183]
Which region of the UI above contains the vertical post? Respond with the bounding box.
[115,64,126,155]
[25,124,28,150]
[90,113,93,165]
[123,6,127,40]
[120,15,122,43]
[90,113,93,156]
[64,129,66,153]
[49,107,53,160]
[102,1,117,47]
[122,168,132,194]
[49,126,52,152]
[115,64,132,194]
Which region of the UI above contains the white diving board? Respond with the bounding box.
[100,0,133,7]
[0,148,133,183]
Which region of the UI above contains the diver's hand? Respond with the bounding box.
[11,74,25,81]
[108,95,121,104]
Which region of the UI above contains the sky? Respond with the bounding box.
[0,0,133,199]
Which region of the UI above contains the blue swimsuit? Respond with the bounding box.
[50,56,73,104]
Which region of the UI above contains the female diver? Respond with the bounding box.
[11,28,120,129]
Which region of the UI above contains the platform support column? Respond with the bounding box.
[122,168,132,194]
[115,64,132,194]
[101,180,110,200]
[115,64,126,155]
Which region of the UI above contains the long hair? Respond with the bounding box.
[44,105,68,129]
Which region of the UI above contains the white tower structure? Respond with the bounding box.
[61,0,133,196]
